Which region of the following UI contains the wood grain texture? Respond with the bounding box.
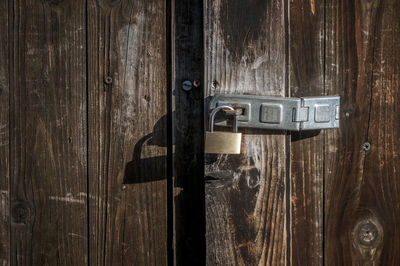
[204,0,287,264]
[87,0,168,265]
[325,0,400,265]
[8,0,88,264]
[289,0,324,265]
[0,0,9,264]
[173,0,205,264]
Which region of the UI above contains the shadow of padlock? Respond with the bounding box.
[123,133,167,184]
[205,105,242,154]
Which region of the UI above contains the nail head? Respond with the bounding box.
[105,76,113,84]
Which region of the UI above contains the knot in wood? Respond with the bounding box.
[356,222,378,246]
[211,80,219,89]
[11,201,31,224]
[247,168,260,188]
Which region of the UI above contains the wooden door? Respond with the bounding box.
[174,0,400,265]
[1,0,168,265]
[1,0,400,266]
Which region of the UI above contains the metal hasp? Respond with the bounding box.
[208,94,340,131]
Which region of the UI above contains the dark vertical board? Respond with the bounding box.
[324,0,375,264]
[289,0,324,265]
[87,0,168,265]
[9,0,87,265]
[362,1,400,262]
[173,0,205,265]
[325,0,400,264]
[204,0,287,264]
[0,0,9,264]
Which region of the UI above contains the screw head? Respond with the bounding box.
[182,80,193,91]
[362,142,371,151]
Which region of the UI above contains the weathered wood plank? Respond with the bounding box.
[0,0,9,264]
[173,0,205,264]
[325,0,372,263]
[9,0,87,264]
[325,0,400,264]
[87,1,168,265]
[289,0,324,265]
[361,1,400,263]
[204,0,287,264]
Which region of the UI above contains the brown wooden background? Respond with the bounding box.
[1,0,400,265]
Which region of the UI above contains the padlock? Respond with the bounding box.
[205,105,242,154]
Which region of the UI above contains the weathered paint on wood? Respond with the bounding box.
[87,0,168,265]
[0,0,9,264]
[325,0,400,265]
[173,0,205,265]
[289,0,324,265]
[204,0,288,264]
[8,0,88,264]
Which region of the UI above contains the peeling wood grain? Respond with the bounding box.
[8,0,88,264]
[204,0,287,264]
[219,0,269,63]
[87,0,168,265]
[49,193,86,205]
[0,0,9,263]
[289,0,324,265]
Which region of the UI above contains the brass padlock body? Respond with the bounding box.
[204,131,242,154]
[205,105,242,154]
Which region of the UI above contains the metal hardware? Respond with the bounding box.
[209,105,238,132]
[182,80,193,91]
[208,94,340,131]
[104,76,113,84]
[205,105,242,154]
[362,142,371,151]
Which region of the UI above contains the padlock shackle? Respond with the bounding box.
[209,105,238,132]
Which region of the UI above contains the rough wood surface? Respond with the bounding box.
[173,0,205,265]
[325,0,400,265]
[87,0,168,265]
[204,0,287,264]
[8,0,88,264]
[0,0,9,264]
[3,1,400,265]
[289,0,324,265]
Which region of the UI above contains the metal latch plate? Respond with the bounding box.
[208,94,340,131]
